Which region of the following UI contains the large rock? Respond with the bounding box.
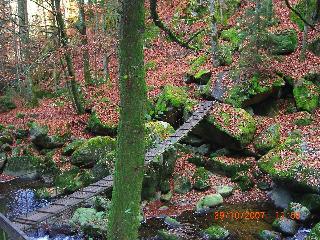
[193,103,256,150]
[306,222,320,240]
[86,112,117,137]
[258,230,281,240]
[203,225,230,240]
[254,124,280,155]
[196,194,223,212]
[4,155,40,179]
[285,202,310,222]
[272,217,298,236]
[267,29,298,55]
[62,139,85,156]
[71,136,116,168]
[70,208,107,238]
[192,167,210,190]
[293,79,319,113]
[225,73,285,108]
[152,85,197,127]
[258,131,320,193]
[54,167,94,193]
[0,96,16,113]
[174,175,192,194]
[30,122,65,149]
[308,37,320,56]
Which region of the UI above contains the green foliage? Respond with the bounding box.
[293,79,319,113]
[189,55,208,75]
[193,167,210,190]
[218,43,234,65]
[203,225,230,240]
[145,60,157,71]
[306,222,320,240]
[220,27,241,48]
[0,95,16,113]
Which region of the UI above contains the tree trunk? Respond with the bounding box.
[101,0,110,82]
[315,0,320,20]
[107,0,146,239]
[54,0,85,114]
[77,0,92,85]
[209,0,220,67]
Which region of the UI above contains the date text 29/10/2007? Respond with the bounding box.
[213,211,300,221]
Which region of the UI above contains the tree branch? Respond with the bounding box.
[149,0,199,51]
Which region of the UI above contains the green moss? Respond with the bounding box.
[62,139,85,156]
[189,55,208,75]
[208,156,252,177]
[290,0,317,31]
[0,95,16,113]
[254,123,281,154]
[145,60,157,71]
[267,29,298,55]
[144,22,160,46]
[218,43,234,65]
[293,80,319,113]
[203,225,230,240]
[220,27,241,48]
[154,85,197,117]
[86,112,117,136]
[71,136,116,168]
[231,172,254,191]
[193,167,210,190]
[306,222,320,240]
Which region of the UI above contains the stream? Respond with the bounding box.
[0,180,314,240]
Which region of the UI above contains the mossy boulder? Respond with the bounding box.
[215,185,234,197]
[196,194,223,212]
[0,130,13,145]
[91,150,116,180]
[254,124,281,155]
[221,27,241,49]
[293,79,319,113]
[70,208,107,238]
[54,167,94,194]
[206,154,253,177]
[218,43,234,66]
[306,222,320,240]
[145,121,175,149]
[193,103,256,150]
[174,175,192,194]
[272,217,298,236]
[62,139,85,156]
[308,37,320,56]
[231,172,254,191]
[4,155,41,179]
[258,230,281,240]
[186,69,212,85]
[193,167,210,190]
[285,202,310,222]
[225,73,285,108]
[30,122,65,149]
[71,136,116,168]
[152,85,197,127]
[203,225,230,240]
[0,95,16,113]
[267,29,298,55]
[258,131,320,193]
[86,112,117,137]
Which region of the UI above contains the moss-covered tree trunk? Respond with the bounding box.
[54,0,85,114]
[107,0,146,239]
[209,0,220,67]
[77,0,92,85]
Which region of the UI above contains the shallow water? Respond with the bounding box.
[0,181,314,240]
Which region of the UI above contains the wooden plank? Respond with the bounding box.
[15,212,48,223]
[69,191,95,200]
[82,186,105,193]
[35,204,67,214]
[53,197,82,207]
[0,213,29,240]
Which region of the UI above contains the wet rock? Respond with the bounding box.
[164,216,181,228]
[203,225,230,240]
[258,230,281,240]
[196,194,223,212]
[285,202,310,222]
[215,185,234,197]
[272,217,298,236]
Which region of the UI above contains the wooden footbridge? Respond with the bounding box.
[0,100,216,239]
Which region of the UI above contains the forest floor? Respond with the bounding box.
[1,0,320,217]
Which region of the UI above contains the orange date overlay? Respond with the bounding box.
[213,211,300,220]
